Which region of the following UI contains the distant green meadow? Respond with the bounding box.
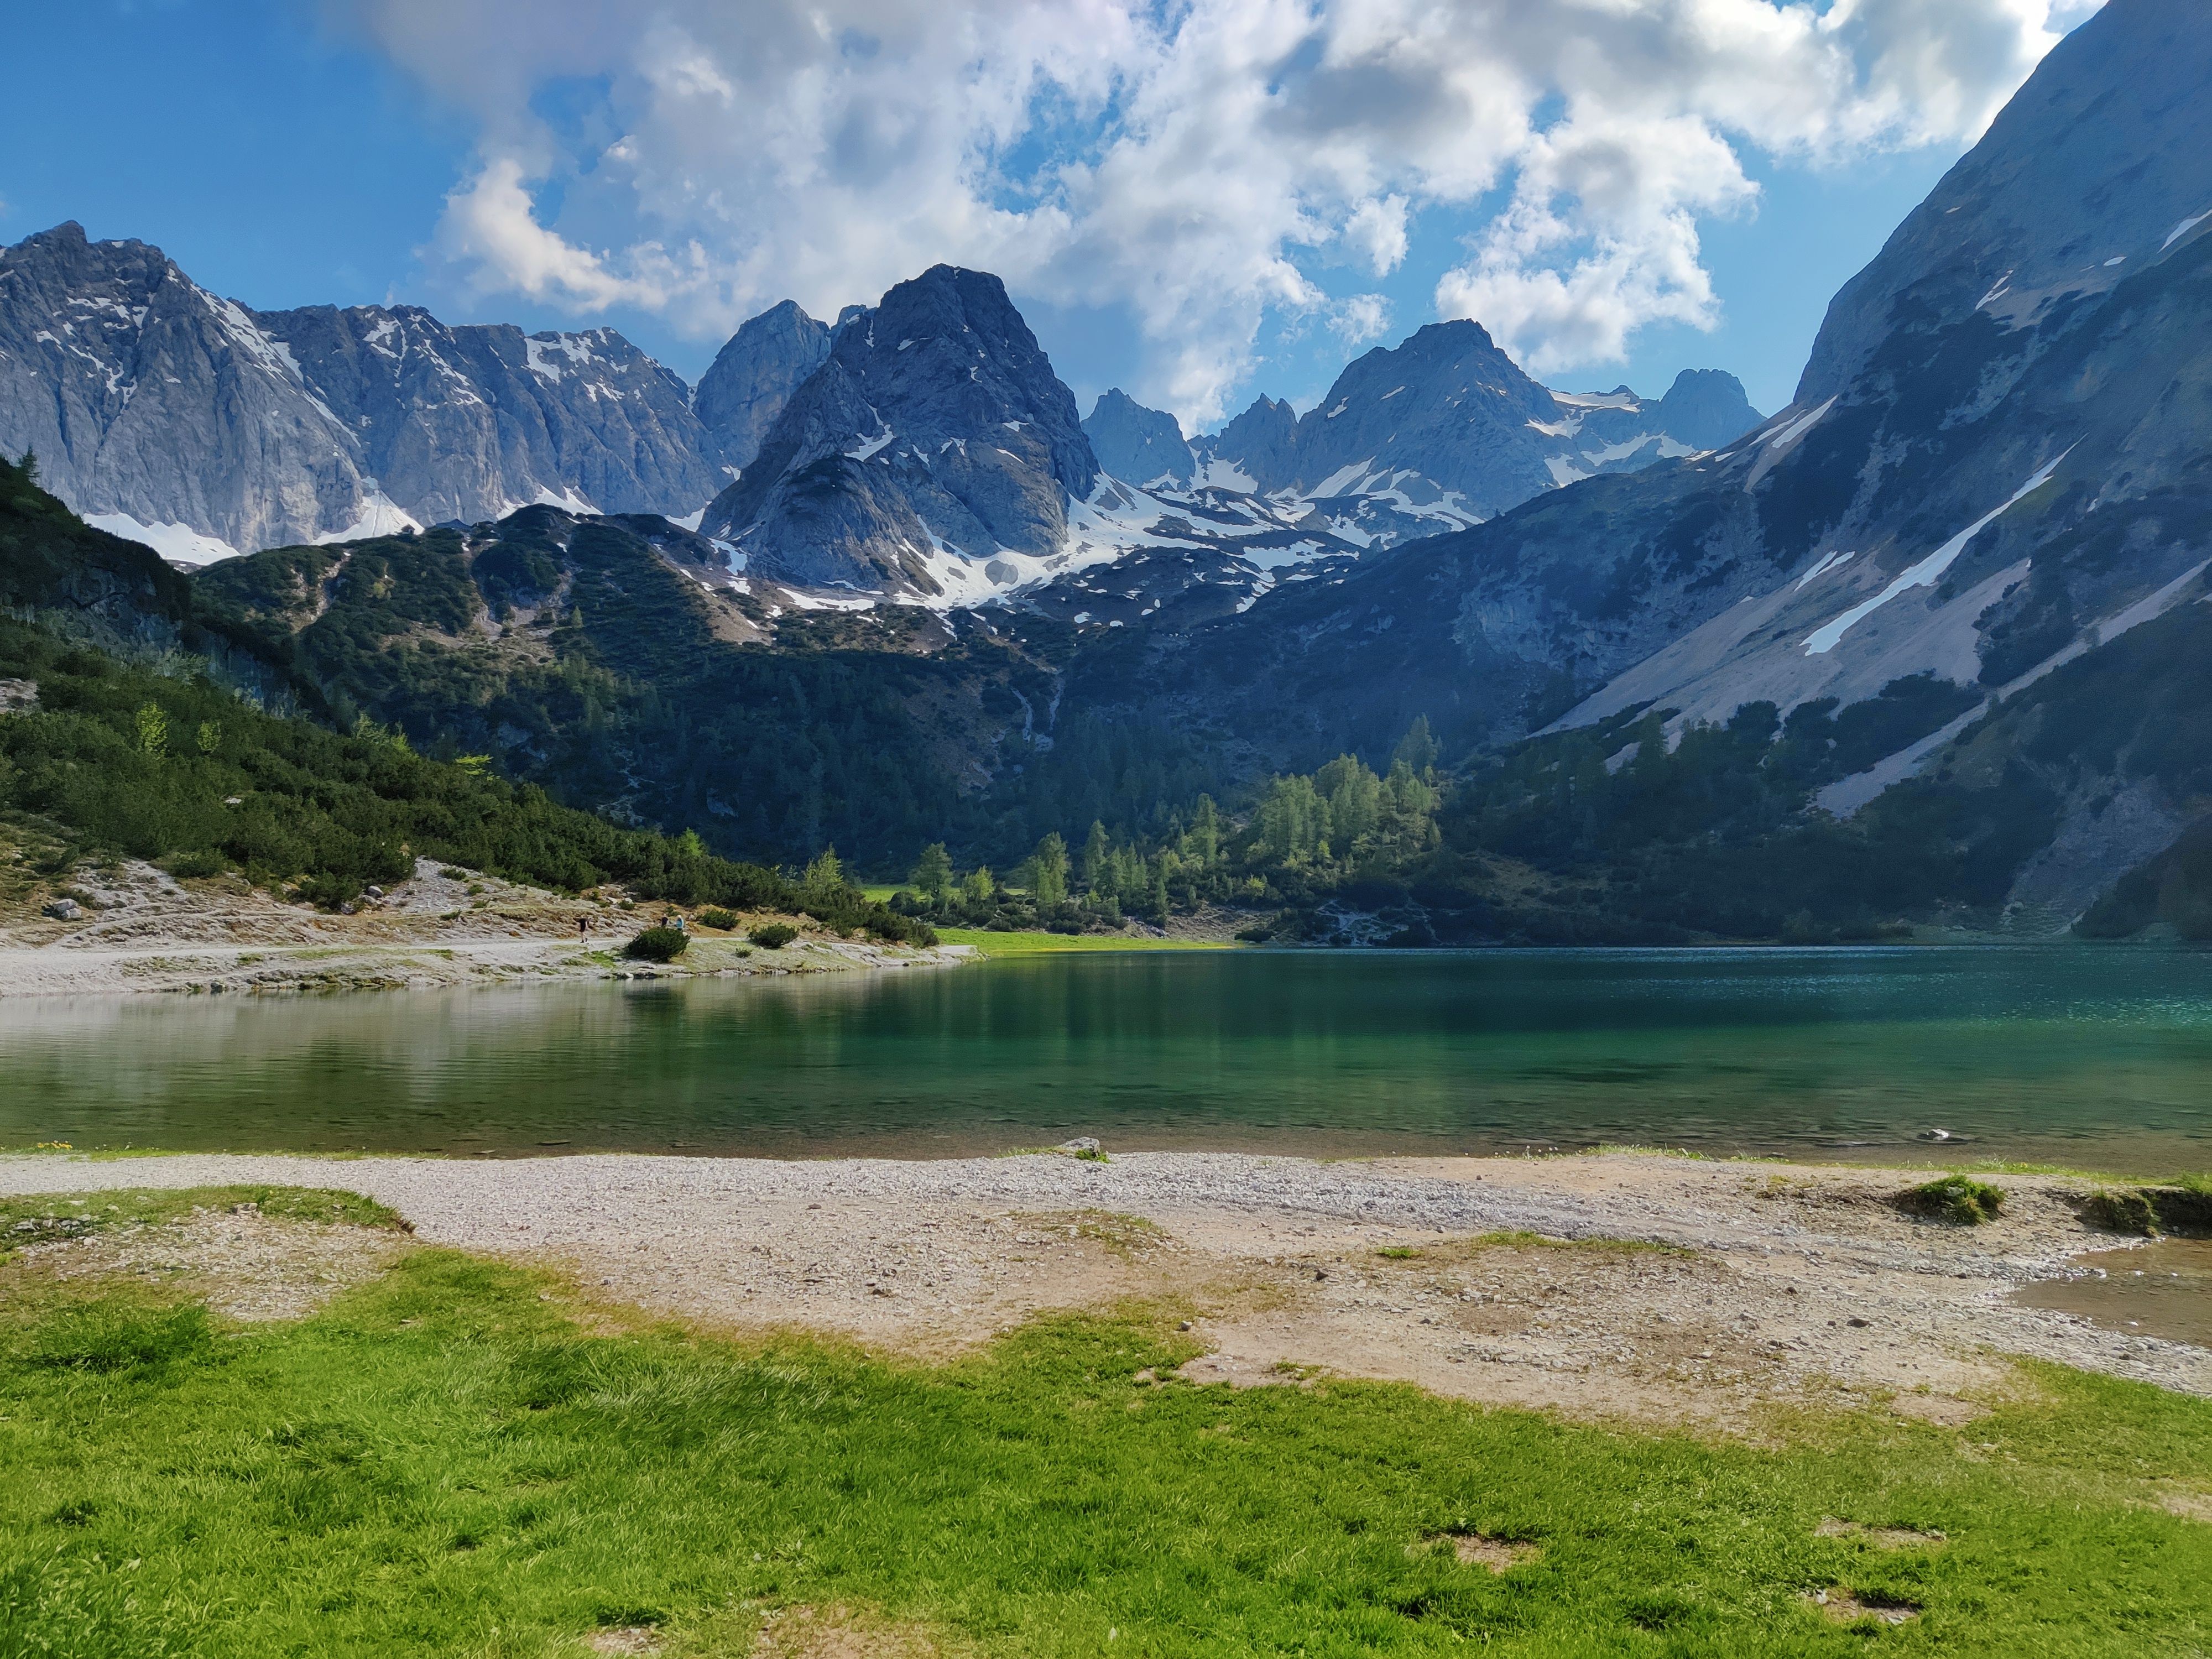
[934,927,1239,956]
[2,1189,2209,1656]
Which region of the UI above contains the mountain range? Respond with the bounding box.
[1066,0,2212,930]
[0,222,1753,600]
[4,0,2207,944]
[1087,330,1757,549]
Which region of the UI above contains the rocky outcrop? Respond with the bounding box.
[0,223,383,557]
[700,266,1099,595]
[692,299,832,475]
[1193,396,1297,489]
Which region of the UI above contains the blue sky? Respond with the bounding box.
[2,1,2089,427]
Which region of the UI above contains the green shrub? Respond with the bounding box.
[2081,1187,2161,1236]
[158,848,227,879]
[1898,1176,2006,1225]
[697,907,738,931]
[290,871,364,911]
[623,927,688,963]
[748,923,797,950]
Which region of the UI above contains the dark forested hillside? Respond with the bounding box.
[189,507,1073,867]
[0,455,930,940]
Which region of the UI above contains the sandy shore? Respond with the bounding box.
[2,1148,2199,1428]
[0,855,968,996]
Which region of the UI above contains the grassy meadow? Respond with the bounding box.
[933,927,1238,956]
[2,1188,2209,1656]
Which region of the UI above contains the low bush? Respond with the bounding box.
[2089,1177,2212,1237]
[748,923,797,950]
[1897,1176,2006,1225]
[696,908,738,931]
[623,927,688,963]
[2081,1187,2161,1236]
[158,848,228,879]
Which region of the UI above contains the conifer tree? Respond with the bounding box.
[1081,821,1111,893]
[1031,832,1070,909]
[910,842,953,901]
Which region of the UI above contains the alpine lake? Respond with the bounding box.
[4,945,2209,1175]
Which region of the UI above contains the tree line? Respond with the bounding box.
[890,719,1444,934]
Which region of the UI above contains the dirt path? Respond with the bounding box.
[2,1149,2198,1428]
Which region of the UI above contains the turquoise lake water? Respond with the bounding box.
[2,948,2209,1170]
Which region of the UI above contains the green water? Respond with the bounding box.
[2,948,2210,1168]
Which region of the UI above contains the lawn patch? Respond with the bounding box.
[0,1241,2207,1654]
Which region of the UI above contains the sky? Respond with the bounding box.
[1,0,2101,428]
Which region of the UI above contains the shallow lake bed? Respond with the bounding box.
[2,946,2209,1168]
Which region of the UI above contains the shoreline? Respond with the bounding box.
[0,854,971,997]
[4,1146,2201,1425]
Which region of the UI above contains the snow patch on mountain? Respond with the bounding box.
[83,513,242,567]
[1802,450,2072,655]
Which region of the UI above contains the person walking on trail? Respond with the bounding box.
[577,915,589,941]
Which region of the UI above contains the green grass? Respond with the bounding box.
[936,927,1239,956]
[1,1204,2210,1655]
[0,1186,406,1261]
[1897,1177,2007,1225]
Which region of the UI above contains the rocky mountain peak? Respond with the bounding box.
[698,264,1099,596]
[692,299,831,474]
[1798,0,2212,407]
[1652,369,1761,452]
[1165,321,1757,549]
[1197,395,1298,488]
[1083,389,1193,485]
[0,221,383,557]
[0,223,723,558]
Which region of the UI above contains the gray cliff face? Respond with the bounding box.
[1082,389,1193,485]
[701,266,1099,594]
[1799,0,2212,407]
[253,305,721,526]
[1194,396,1298,487]
[0,223,722,557]
[1271,321,1564,513]
[1097,0,2212,920]
[692,299,832,475]
[0,223,377,555]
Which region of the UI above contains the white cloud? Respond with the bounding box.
[1435,112,1757,374]
[1332,294,1392,346]
[1344,195,1411,276]
[333,0,2094,424]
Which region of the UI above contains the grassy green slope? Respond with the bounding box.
[1,1239,2207,1655]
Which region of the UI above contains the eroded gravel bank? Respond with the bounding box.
[1,1149,2199,1427]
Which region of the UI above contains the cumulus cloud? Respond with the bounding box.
[1436,112,1757,374]
[332,0,2095,423]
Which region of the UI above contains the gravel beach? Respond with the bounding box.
[3,1147,2199,1427]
